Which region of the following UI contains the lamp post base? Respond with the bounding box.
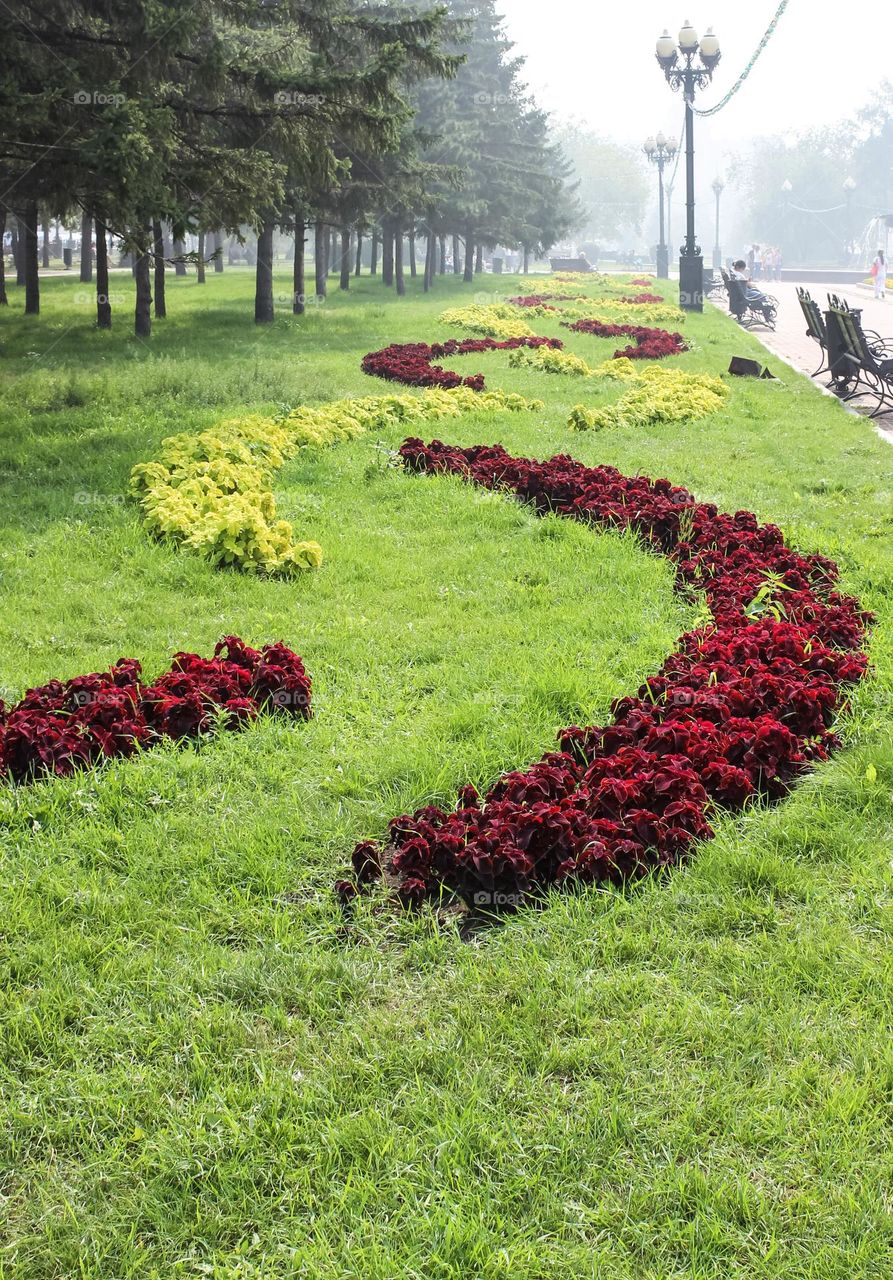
[656,245,669,279]
[679,254,704,312]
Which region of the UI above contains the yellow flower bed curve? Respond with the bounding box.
[130,388,542,576]
[568,366,729,432]
[439,304,535,339]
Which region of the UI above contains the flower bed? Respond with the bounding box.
[0,636,311,785]
[561,301,686,326]
[568,366,729,430]
[508,345,593,378]
[438,304,536,338]
[506,294,557,307]
[131,389,542,575]
[617,293,666,305]
[362,337,562,390]
[563,317,689,360]
[337,440,870,913]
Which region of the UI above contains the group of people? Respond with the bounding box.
[745,244,783,282]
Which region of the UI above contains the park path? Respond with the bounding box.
[713,279,893,440]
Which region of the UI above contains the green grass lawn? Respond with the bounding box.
[1,268,893,1279]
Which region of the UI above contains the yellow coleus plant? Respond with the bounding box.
[569,366,729,432]
[439,304,535,339]
[130,389,541,576]
[508,346,593,378]
[560,300,686,327]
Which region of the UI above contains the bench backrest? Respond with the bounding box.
[723,272,749,318]
[827,304,868,372]
[837,306,880,371]
[797,287,826,343]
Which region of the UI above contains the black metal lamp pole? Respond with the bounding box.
[712,177,724,270]
[656,22,721,312]
[644,133,678,279]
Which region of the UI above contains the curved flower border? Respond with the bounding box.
[562,317,689,360]
[337,441,871,914]
[362,336,562,391]
[0,637,312,785]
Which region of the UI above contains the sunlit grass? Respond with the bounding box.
[1,269,893,1278]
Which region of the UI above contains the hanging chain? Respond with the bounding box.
[692,0,790,117]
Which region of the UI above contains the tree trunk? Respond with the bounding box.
[79,209,92,282]
[423,229,434,292]
[254,218,275,323]
[329,229,337,274]
[15,216,26,284]
[293,215,305,314]
[340,227,351,290]
[355,231,362,276]
[394,221,405,296]
[41,215,50,268]
[152,219,166,318]
[439,235,446,275]
[314,222,327,299]
[0,207,6,304]
[197,231,206,283]
[382,220,394,287]
[371,229,379,276]
[409,219,417,277]
[214,230,224,271]
[173,238,187,276]
[523,245,530,274]
[475,243,483,274]
[95,217,111,328]
[463,226,474,283]
[23,202,39,314]
[134,230,152,338]
[453,234,461,275]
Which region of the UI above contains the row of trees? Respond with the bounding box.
[732,83,893,266]
[1,0,580,334]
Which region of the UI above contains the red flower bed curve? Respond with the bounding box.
[507,294,576,307]
[617,292,666,304]
[337,441,870,913]
[0,636,311,784]
[562,317,688,360]
[361,336,563,391]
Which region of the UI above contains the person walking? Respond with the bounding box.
[872,249,887,299]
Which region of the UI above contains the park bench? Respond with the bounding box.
[796,287,830,377]
[549,256,595,273]
[720,269,778,330]
[826,296,893,417]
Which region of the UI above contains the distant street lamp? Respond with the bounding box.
[711,177,724,271]
[656,20,721,311]
[843,176,857,262]
[643,132,678,279]
[666,179,675,258]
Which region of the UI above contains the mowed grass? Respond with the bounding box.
[1,268,893,1279]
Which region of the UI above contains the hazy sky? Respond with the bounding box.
[500,0,893,145]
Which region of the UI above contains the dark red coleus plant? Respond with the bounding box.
[562,317,689,360]
[337,441,871,914]
[0,635,311,785]
[361,336,563,391]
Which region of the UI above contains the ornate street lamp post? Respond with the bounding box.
[656,20,721,311]
[643,132,677,279]
[711,177,724,271]
[666,179,675,259]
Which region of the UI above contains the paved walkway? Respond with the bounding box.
[712,279,893,440]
